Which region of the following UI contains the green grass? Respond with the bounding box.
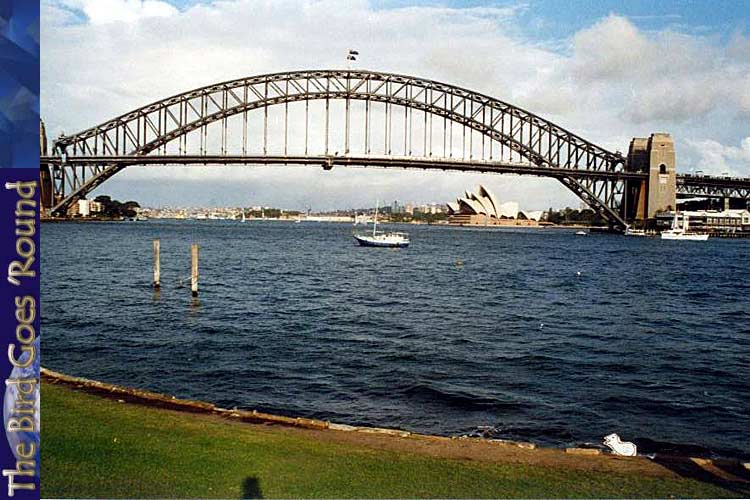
[43,383,741,498]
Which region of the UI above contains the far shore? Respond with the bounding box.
[41,216,603,230]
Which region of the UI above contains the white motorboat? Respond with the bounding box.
[661,230,709,241]
[575,230,587,236]
[624,226,648,237]
[660,212,709,241]
[354,200,409,248]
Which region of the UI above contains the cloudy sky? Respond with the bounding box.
[41,0,750,210]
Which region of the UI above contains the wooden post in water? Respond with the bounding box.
[153,239,161,289]
[190,243,199,297]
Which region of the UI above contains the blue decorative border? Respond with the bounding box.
[0,0,40,498]
[0,0,40,168]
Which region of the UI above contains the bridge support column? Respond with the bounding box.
[39,165,53,211]
[633,179,647,221]
[39,120,54,214]
[627,133,676,224]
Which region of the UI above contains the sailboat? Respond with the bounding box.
[241,211,246,222]
[353,200,409,248]
[660,211,709,241]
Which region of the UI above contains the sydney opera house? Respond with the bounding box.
[446,185,544,226]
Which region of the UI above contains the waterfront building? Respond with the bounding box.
[656,209,750,235]
[89,200,103,214]
[77,199,90,217]
[446,185,541,226]
[305,215,354,223]
[520,210,545,221]
[497,201,520,218]
[411,203,444,215]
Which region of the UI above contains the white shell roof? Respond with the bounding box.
[457,197,486,216]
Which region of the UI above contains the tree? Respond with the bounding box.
[89,195,140,218]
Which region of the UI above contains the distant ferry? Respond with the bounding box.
[353,200,409,248]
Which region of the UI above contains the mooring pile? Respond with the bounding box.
[152,239,199,297]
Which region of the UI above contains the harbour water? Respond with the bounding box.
[42,221,750,459]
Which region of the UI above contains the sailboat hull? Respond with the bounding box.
[354,234,409,248]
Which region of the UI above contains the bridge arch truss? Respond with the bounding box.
[43,69,633,225]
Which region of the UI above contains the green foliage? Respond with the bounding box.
[247,208,283,218]
[93,195,140,218]
[545,207,607,226]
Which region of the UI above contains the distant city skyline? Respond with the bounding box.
[139,200,454,212]
[42,0,750,209]
[90,164,575,211]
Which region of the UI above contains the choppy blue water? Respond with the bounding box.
[42,221,750,459]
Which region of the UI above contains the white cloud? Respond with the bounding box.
[570,15,750,124]
[572,15,651,82]
[684,137,750,177]
[41,1,750,208]
[54,0,178,24]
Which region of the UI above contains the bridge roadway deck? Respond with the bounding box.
[41,154,648,181]
[676,173,750,189]
[41,154,750,199]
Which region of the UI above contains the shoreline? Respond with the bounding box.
[44,378,750,498]
[40,217,600,229]
[41,367,750,469]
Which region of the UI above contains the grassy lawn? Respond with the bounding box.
[43,382,744,498]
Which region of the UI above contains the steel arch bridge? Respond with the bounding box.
[676,174,750,200]
[42,69,651,226]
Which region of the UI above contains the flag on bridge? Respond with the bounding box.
[347,49,359,61]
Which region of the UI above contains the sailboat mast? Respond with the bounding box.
[373,200,378,237]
